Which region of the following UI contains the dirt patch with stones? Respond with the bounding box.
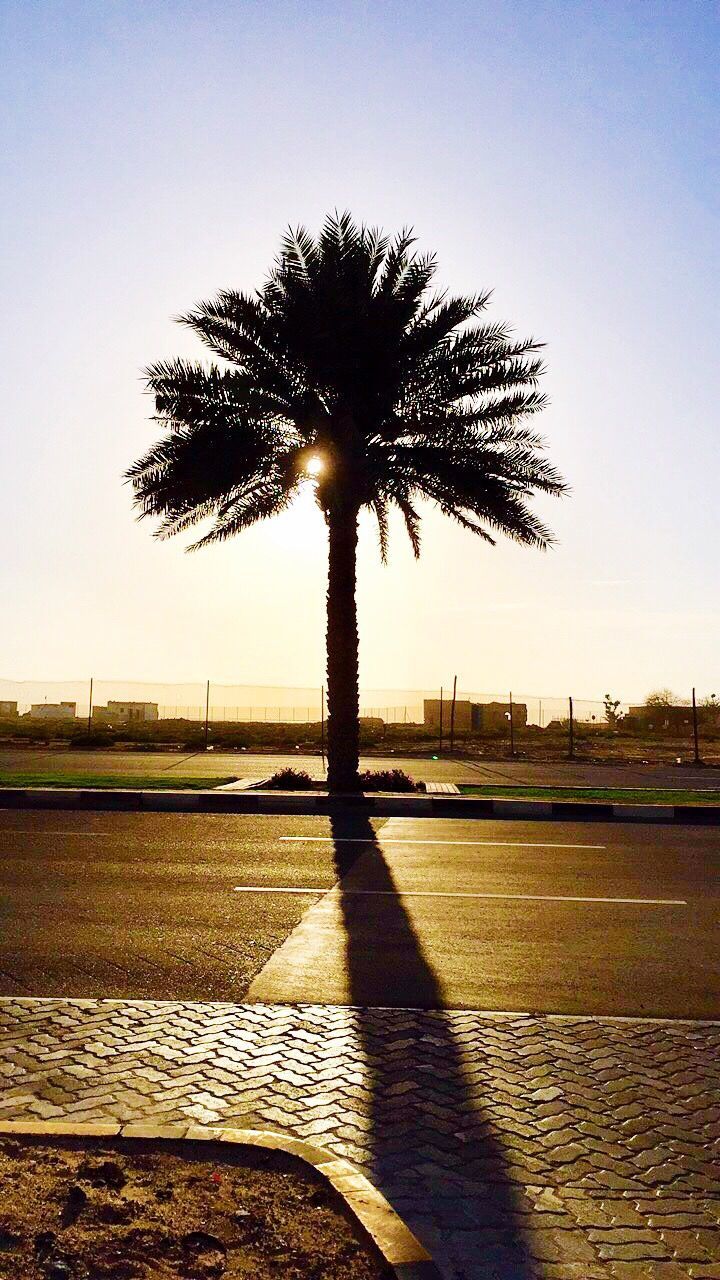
[0,1137,392,1279]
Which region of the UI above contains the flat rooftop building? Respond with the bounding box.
[626,704,718,732]
[424,699,527,732]
[93,701,159,725]
[28,702,76,720]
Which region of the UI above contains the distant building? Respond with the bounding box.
[28,702,76,721]
[0,701,18,719]
[626,704,718,732]
[424,699,527,733]
[92,700,159,725]
[424,699,473,733]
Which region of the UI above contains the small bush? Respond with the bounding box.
[359,768,417,792]
[69,732,114,749]
[265,767,314,790]
[218,732,249,749]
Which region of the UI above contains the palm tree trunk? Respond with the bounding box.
[326,505,361,792]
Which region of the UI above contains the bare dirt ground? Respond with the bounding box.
[0,1137,390,1279]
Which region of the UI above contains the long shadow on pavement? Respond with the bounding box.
[329,809,535,1279]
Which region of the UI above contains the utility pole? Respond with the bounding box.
[204,680,211,750]
[509,691,515,756]
[87,677,93,734]
[438,687,444,755]
[449,675,458,753]
[568,696,574,759]
[692,687,701,764]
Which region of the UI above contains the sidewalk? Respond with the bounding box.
[0,998,717,1278]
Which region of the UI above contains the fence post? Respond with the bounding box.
[568,696,574,759]
[87,677,93,734]
[438,687,444,755]
[449,674,457,753]
[509,691,515,756]
[320,686,326,773]
[204,680,210,750]
[692,687,701,764]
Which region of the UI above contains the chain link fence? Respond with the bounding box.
[0,678,718,763]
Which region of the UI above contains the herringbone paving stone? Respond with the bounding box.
[0,999,717,1279]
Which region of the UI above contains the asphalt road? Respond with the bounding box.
[3,748,720,789]
[0,810,717,1018]
[0,748,473,783]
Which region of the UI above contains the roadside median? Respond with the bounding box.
[2,786,720,823]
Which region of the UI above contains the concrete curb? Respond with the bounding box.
[1,786,720,824]
[0,1119,438,1279]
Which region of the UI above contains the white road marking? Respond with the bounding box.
[232,886,686,905]
[0,833,607,849]
[0,831,107,837]
[280,836,607,850]
[234,886,327,894]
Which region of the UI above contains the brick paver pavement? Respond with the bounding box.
[0,998,718,1279]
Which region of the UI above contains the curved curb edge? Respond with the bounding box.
[0,1118,440,1279]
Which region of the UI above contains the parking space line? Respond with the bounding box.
[233,886,686,905]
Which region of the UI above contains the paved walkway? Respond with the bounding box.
[0,998,718,1278]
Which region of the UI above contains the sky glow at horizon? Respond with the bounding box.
[1,0,718,701]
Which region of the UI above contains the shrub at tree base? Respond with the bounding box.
[264,766,416,791]
[265,768,315,789]
[359,768,417,792]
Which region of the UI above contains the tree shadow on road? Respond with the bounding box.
[329,809,535,1278]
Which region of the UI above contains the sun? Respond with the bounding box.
[305,454,324,477]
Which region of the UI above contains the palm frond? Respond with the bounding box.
[371,498,390,563]
[377,228,417,297]
[186,478,298,550]
[394,493,422,557]
[280,225,318,280]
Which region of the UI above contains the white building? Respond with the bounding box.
[29,702,76,721]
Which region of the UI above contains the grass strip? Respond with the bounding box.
[459,784,720,805]
[0,774,237,790]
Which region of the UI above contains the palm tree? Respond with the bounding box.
[127,212,567,792]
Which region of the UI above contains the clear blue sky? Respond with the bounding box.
[1,0,718,699]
